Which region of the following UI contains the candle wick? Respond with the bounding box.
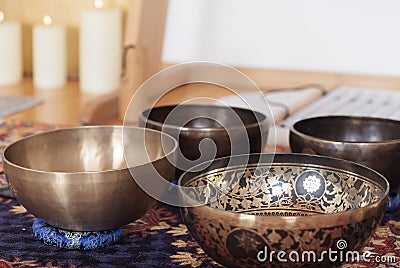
[43,15,52,26]
[94,0,104,9]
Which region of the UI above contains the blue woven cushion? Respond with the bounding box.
[387,190,400,212]
[32,219,123,250]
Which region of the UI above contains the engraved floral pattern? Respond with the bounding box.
[185,163,383,215]
[181,163,387,267]
[302,175,322,193]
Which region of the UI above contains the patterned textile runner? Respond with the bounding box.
[0,119,398,267]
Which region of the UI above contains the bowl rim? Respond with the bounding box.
[2,125,178,175]
[178,153,389,226]
[139,104,269,132]
[290,115,400,145]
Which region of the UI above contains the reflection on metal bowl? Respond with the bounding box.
[139,104,269,173]
[179,153,389,268]
[290,116,400,189]
[3,126,177,231]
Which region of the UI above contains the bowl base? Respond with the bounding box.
[32,219,122,250]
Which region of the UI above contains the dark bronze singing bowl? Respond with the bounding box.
[139,104,269,172]
[179,153,389,268]
[290,116,400,189]
[3,126,177,231]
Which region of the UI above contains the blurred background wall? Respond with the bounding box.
[1,0,399,78]
[163,0,400,77]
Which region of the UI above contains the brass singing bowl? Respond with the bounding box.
[139,104,269,173]
[179,153,389,268]
[3,126,177,231]
[290,116,400,189]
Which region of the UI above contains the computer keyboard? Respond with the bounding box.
[279,86,400,128]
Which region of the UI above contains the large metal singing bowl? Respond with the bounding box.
[179,153,389,268]
[139,104,269,172]
[289,116,400,189]
[2,126,177,231]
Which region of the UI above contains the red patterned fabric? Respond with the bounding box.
[0,119,398,267]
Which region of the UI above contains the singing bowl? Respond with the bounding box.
[289,116,400,189]
[139,104,269,172]
[179,153,389,268]
[3,126,177,231]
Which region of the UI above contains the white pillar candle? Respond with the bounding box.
[0,11,22,86]
[32,15,67,90]
[80,0,122,95]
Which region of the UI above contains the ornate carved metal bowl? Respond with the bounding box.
[139,104,269,173]
[290,116,400,189]
[3,126,177,231]
[179,153,389,267]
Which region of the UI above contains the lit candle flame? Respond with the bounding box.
[43,15,52,26]
[94,0,104,9]
[0,11,4,23]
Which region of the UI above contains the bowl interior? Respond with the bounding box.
[181,155,387,215]
[293,116,400,142]
[142,104,266,129]
[4,126,176,173]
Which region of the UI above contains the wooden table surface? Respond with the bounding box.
[2,69,400,126]
[0,78,94,126]
[0,78,235,126]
